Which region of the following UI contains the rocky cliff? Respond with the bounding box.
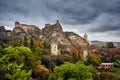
[0,21,90,53]
[41,20,73,52]
[40,20,89,52]
[65,32,89,50]
[0,26,11,45]
[13,22,41,34]
[12,22,41,39]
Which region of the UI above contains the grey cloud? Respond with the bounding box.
[89,25,120,32]
[1,0,120,25]
[91,0,120,14]
[45,0,98,24]
[87,13,120,32]
[0,0,29,15]
[45,0,120,25]
[0,0,120,41]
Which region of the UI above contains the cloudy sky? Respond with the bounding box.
[0,0,120,42]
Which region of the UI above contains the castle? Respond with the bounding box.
[0,21,90,55]
[14,22,39,33]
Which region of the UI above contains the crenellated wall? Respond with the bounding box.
[14,22,40,33]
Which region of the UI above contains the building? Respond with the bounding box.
[98,63,114,69]
[83,33,92,45]
[14,21,39,33]
[83,49,88,60]
[51,42,58,55]
[84,32,88,41]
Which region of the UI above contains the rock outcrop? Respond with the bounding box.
[41,20,72,52]
[0,26,11,44]
[0,21,90,53]
[13,22,41,35]
[65,32,89,50]
[12,22,41,40]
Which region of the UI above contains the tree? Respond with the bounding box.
[100,72,116,80]
[30,37,34,50]
[33,47,43,61]
[49,61,98,80]
[5,63,32,80]
[24,35,28,47]
[43,41,50,49]
[0,46,4,57]
[41,55,52,68]
[113,55,120,67]
[105,42,115,48]
[71,47,79,62]
[110,68,120,80]
[85,55,100,66]
[33,64,50,80]
[0,46,35,79]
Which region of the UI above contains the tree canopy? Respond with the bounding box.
[49,61,98,80]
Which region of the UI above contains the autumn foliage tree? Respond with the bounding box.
[71,47,79,62]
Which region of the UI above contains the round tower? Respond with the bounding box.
[83,32,92,45]
[84,32,88,41]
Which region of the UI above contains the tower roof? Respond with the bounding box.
[84,32,87,37]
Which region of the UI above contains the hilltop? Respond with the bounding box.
[0,20,90,53]
[0,21,120,80]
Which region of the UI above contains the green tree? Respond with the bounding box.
[105,42,115,48]
[100,72,116,80]
[33,47,43,61]
[0,46,35,79]
[41,55,51,68]
[49,61,98,80]
[0,46,4,57]
[43,41,50,49]
[30,37,34,50]
[5,62,32,80]
[24,35,28,47]
[113,55,120,67]
[85,55,100,66]
[110,68,120,80]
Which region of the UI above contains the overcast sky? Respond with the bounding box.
[0,0,120,42]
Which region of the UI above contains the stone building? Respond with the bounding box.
[14,21,40,33]
[51,42,58,55]
[98,63,114,69]
[83,32,92,45]
[83,49,88,60]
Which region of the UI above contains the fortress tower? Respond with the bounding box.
[51,42,58,55]
[84,32,88,41]
[83,32,92,45]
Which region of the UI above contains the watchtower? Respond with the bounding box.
[84,32,88,41]
[51,42,58,55]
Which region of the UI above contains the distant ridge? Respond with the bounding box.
[91,40,120,47]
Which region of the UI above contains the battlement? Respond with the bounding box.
[14,22,40,33]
